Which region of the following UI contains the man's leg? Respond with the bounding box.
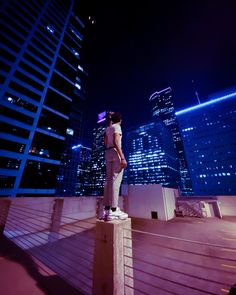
[111,157,124,208]
[103,159,113,207]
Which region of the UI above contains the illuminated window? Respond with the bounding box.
[75,83,81,90]
[5,94,37,113]
[72,48,79,57]
[78,65,84,72]
[46,25,55,34]
[66,128,74,136]
[70,27,83,41]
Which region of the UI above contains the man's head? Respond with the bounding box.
[111,112,122,124]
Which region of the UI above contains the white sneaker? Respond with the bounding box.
[106,211,119,221]
[107,207,128,221]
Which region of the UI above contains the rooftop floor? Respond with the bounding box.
[1,216,236,295]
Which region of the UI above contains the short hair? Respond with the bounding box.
[111,112,122,123]
[106,111,113,122]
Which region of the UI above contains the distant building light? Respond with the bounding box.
[47,127,52,130]
[72,48,79,57]
[88,16,96,25]
[70,27,83,41]
[7,97,13,102]
[46,25,55,34]
[97,111,106,123]
[78,65,84,72]
[72,144,82,150]
[66,128,74,136]
[97,118,106,123]
[176,92,236,116]
[75,83,81,90]
[182,127,194,132]
[72,144,91,151]
[149,87,172,101]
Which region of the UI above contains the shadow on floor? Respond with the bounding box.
[0,236,84,295]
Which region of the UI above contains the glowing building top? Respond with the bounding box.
[149,87,175,126]
[176,91,236,116]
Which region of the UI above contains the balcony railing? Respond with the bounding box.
[0,197,236,295]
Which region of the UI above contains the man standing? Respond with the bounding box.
[103,112,128,221]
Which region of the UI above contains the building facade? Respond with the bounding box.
[176,90,236,195]
[0,0,87,197]
[88,112,108,196]
[72,144,92,196]
[149,87,193,195]
[127,120,180,188]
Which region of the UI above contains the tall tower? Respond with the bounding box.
[0,0,87,197]
[149,87,193,195]
[72,144,92,196]
[127,120,179,187]
[89,111,108,196]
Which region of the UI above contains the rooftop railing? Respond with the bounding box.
[123,227,236,295]
[1,197,236,295]
[1,197,96,295]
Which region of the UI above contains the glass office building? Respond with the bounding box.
[149,87,193,195]
[127,120,179,188]
[176,90,236,195]
[72,145,92,196]
[88,112,108,196]
[0,0,87,197]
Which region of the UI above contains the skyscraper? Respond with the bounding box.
[127,120,179,187]
[72,144,92,196]
[149,87,193,195]
[89,111,107,196]
[0,0,87,197]
[176,89,236,195]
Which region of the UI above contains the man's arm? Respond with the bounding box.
[113,133,127,168]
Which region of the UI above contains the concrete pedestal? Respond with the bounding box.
[93,218,132,295]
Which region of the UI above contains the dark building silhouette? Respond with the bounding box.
[176,89,236,195]
[0,0,87,197]
[149,87,193,195]
[127,120,179,187]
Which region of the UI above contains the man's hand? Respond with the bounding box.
[120,158,127,169]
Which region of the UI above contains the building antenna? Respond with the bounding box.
[192,80,201,104]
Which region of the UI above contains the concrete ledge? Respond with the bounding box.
[93,218,131,295]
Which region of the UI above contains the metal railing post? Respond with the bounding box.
[93,218,132,295]
[0,199,11,236]
[49,198,64,242]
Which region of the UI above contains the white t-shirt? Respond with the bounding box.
[106,123,122,148]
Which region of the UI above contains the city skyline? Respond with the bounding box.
[1,0,236,197]
[78,0,236,146]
